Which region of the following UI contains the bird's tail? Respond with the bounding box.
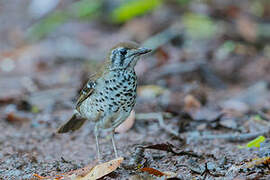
[57,112,87,133]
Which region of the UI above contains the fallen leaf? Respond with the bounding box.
[184,94,201,111]
[6,112,30,123]
[143,143,177,153]
[140,167,178,178]
[143,143,200,158]
[68,157,123,180]
[0,97,16,104]
[33,157,123,180]
[140,167,164,177]
[33,174,48,179]
[246,136,266,148]
[33,173,65,180]
[244,157,270,168]
[62,160,98,178]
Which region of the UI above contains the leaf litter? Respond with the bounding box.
[33,157,123,180]
[1,0,270,179]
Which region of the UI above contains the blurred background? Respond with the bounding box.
[0,0,270,179]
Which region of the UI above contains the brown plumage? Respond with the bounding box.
[58,113,86,133]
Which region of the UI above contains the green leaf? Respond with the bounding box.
[216,40,236,60]
[182,13,217,39]
[246,136,266,148]
[28,11,68,41]
[69,0,102,18]
[250,1,264,17]
[27,0,102,41]
[31,105,40,114]
[111,0,162,23]
[253,114,263,121]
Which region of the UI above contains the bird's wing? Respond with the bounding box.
[76,75,97,110]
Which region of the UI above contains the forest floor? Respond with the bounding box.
[0,0,270,179]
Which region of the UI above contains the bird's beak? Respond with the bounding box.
[132,48,152,56]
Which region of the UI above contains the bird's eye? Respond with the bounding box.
[119,48,127,56]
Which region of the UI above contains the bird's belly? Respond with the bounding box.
[79,88,135,122]
[100,91,135,129]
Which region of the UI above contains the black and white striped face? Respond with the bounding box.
[109,47,151,70]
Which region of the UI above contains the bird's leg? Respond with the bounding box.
[94,125,101,162]
[111,130,118,158]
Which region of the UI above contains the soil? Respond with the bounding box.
[0,0,270,179]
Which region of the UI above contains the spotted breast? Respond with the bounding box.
[78,69,137,130]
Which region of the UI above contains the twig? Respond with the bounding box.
[201,162,225,179]
[197,130,270,142]
[142,23,184,51]
[149,61,201,81]
[175,151,203,158]
[201,163,210,180]
[136,113,270,142]
[143,142,202,158]
[149,61,226,90]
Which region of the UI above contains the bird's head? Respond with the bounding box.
[107,42,151,71]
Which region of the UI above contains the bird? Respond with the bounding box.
[57,42,151,161]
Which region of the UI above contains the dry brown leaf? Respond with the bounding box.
[68,157,124,180]
[140,167,177,178]
[140,167,164,177]
[6,112,30,123]
[115,110,135,133]
[245,157,270,168]
[33,157,123,180]
[143,143,200,158]
[33,173,65,180]
[184,94,201,111]
[61,160,98,179]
